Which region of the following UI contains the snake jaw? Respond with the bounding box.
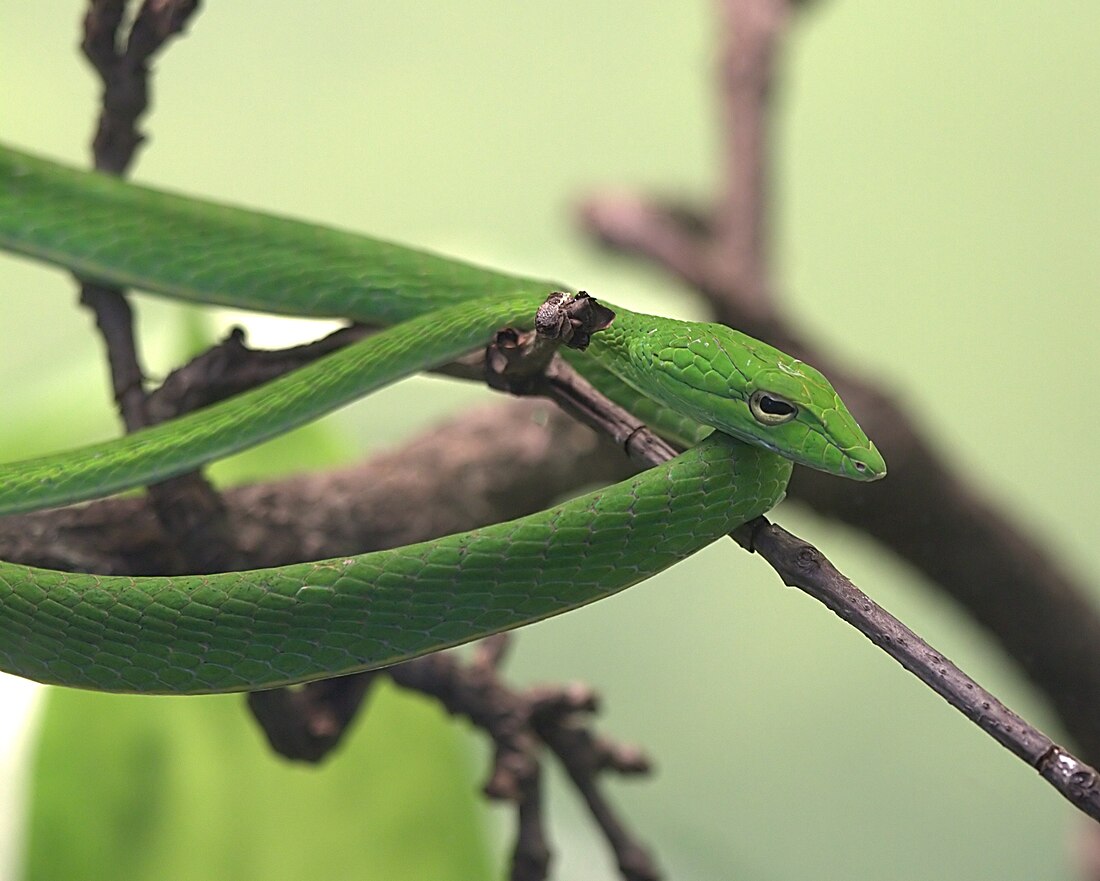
[599,316,886,483]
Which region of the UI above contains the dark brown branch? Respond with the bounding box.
[83,0,201,171]
[384,636,656,880]
[79,1,239,572]
[0,398,628,573]
[246,674,381,762]
[388,648,556,881]
[579,0,1100,775]
[529,686,658,881]
[145,324,371,423]
[78,284,148,431]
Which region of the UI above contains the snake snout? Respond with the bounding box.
[843,443,887,482]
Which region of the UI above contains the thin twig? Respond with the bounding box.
[744,521,1100,820]
[530,686,658,881]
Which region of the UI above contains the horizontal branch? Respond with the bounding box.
[0,398,629,576]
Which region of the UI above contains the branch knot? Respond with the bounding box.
[535,291,615,350]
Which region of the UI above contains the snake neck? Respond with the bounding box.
[584,307,679,397]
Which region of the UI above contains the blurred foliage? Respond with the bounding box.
[26,684,493,881]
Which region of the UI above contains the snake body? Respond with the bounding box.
[0,144,884,694]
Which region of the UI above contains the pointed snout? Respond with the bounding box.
[841,441,887,482]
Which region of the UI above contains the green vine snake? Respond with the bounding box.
[0,143,885,694]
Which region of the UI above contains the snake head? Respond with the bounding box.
[639,320,887,481]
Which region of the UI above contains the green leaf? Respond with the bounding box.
[24,683,493,881]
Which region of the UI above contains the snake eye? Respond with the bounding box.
[749,390,798,426]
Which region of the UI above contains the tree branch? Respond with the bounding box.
[79,0,239,571]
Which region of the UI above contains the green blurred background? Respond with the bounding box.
[1,2,1098,879]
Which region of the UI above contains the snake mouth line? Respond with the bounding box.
[637,373,882,481]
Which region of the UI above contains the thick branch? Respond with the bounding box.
[712,0,789,316]
[0,399,629,576]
